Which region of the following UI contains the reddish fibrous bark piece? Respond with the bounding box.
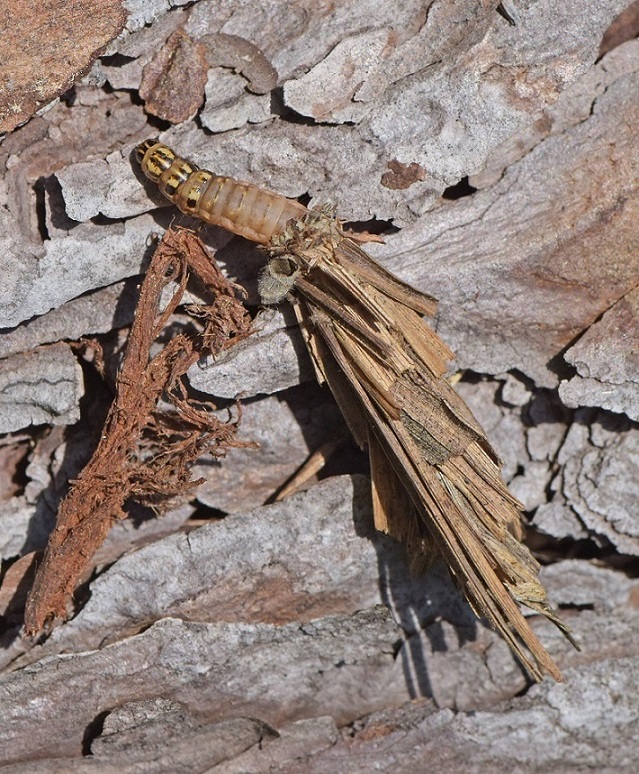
[24,228,253,635]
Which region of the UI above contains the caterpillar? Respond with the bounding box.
[135,139,577,682]
[135,139,308,244]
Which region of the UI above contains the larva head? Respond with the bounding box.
[135,139,177,181]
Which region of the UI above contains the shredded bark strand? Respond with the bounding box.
[24,228,253,636]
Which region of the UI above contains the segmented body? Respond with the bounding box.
[136,139,308,244]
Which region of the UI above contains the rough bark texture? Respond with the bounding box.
[0,0,127,133]
[1,0,638,769]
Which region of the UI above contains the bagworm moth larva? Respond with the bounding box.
[136,139,308,244]
[135,139,577,682]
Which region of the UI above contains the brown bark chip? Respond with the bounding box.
[23,228,253,636]
[200,32,279,94]
[0,0,127,133]
[381,160,428,190]
[140,29,209,124]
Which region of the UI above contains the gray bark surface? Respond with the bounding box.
[1,1,637,770]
